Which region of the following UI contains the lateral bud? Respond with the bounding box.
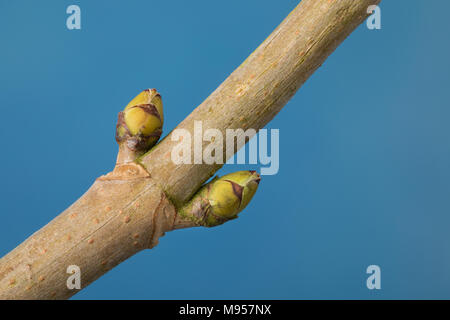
[116,89,164,152]
[180,171,261,227]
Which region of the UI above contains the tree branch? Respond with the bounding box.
[0,0,380,299]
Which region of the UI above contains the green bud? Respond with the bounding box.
[116,89,164,151]
[180,171,261,227]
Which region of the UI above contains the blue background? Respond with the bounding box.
[1,0,449,299]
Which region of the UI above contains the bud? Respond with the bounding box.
[116,89,164,151]
[180,171,261,227]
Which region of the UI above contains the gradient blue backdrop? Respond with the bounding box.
[1,1,449,299]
